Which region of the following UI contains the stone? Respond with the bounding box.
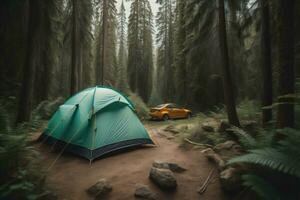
[149,167,177,190]
[152,161,169,169]
[168,163,187,173]
[163,125,180,134]
[152,161,187,173]
[134,184,157,200]
[214,141,238,151]
[220,167,242,192]
[86,179,112,198]
[201,148,225,170]
[202,125,214,132]
[214,141,244,161]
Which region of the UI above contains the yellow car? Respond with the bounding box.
[149,103,192,121]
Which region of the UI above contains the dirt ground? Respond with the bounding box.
[38,120,228,200]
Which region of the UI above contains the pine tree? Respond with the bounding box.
[277,0,295,128]
[260,0,273,125]
[95,0,117,86]
[16,0,40,123]
[218,0,240,127]
[127,0,154,102]
[70,0,93,94]
[173,0,186,105]
[156,0,175,102]
[116,1,129,92]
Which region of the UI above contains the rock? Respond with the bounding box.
[214,141,238,151]
[201,148,225,170]
[168,163,187,173]
[163,125,180,134]
[152,161,169,169]
[220,167,242,192]
[134,184,157,200]
[166,135,175,140]
[214,141,244,161]
[152,161,187,173]
[149,167,177,190]
[86,179,112,198]
[202,125,214,132]
[218,120,232,133]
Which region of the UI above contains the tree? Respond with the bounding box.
[95,0,117,86]
[173,0,186,105]
[16,0,40,123]
[218,0,240,127]
[277,0,295,128]
[70,0,93,94]
[127,0,153,102]
[116,1,129,92]
[156,0,175,102]
[70,0,80,95]
[260,0,273,125]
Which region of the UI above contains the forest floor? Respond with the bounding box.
[36,118,228,200]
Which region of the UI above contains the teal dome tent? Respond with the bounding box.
[39,86,154,160]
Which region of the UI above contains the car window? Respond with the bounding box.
[167,104,176,109]
[155,104,166,109]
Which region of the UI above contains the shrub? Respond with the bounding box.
[228,128,300,199]
[127,91,149,120]
[0,106,47,200]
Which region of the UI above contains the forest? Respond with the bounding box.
[0,0,300,199]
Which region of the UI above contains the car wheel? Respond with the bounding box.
[163,114,169,121]
[187,113,192,119]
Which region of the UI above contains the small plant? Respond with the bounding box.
[127,91,150,120]
[0,106,47,200]
[228,128,300,199]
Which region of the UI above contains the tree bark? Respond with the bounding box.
[277,0,295,128]
[101,0,108,85]
[218,0,240,127]
[16,0,39,123]
[70,0,79,95]
[261,0,273,126]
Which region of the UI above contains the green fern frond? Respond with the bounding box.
[228,148,300,178]
[228,127,257,149]
[242,174,283,200]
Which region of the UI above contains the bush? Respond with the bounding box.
[185,122,228,146]
[228,128,300,199]
[32,97,64,120]
[127,92,149,120]
[0,106,47,200]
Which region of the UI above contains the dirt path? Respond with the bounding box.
[39,121,228,200]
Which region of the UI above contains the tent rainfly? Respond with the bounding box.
[39,86,154,160]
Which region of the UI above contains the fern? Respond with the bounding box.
[242,174,283,200]
[227,126,257,149]
[228,148,300,178]
[0,106,46,199]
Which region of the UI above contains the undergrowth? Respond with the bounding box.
[0,106,50,200]
[228,128,300,200]
[127,91,149,120]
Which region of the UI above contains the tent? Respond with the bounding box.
[39,86,154,160]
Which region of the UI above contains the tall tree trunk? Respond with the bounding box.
[70,0,79,95]
[135,0,140,93]
[101,0,108,85]
[277,0,295,128]
[16,0,38,123]
[218,0,240,127]
[261,0,273,125]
